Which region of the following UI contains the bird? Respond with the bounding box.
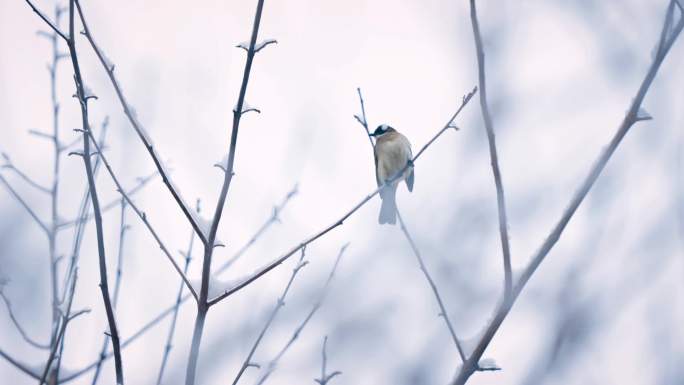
[370,124,414,225]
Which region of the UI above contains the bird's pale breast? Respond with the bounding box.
[375,132,412,185]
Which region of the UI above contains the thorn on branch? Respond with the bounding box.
[236,38,278,53]
[234,105,261,115]
[634,107,653,122]
[476,366,501,372]
[236,42,249,52]
[254,39,277,53]
[272,206,282,223]
[353,114,367,127]
[72,91,98,102]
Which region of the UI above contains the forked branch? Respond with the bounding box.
[73,0,208,245]
[452,1,684,383]
[207,87,477,307]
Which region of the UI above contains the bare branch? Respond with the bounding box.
[231,248,308,385]
[186,1,271,381]
[91,199,129,385]
[396,210,466,363]
[24,0,68,41]
[156,201,199,385]
[73,0,208,245]
[84,131,198,302]
[0,155,51,194]
[59,124,109,306]
[38,269,79,385]
[314,336,341,385]
[57,171,158,229]
[355,86,467,362]
[0,173,49,234]
[48,27,69,357]
[0,288,50,349]
[353,88,373,151]
[216,184,298,274]
[202,0,268,298]
[254,245,348,385]
[208,87,477,307]
[60,1,124,382]
[469,0,513,298]
[54,190,297,383]
[452,1,684,383]
[0,348,40,379]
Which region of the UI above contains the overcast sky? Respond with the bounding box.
[1,1,683,384]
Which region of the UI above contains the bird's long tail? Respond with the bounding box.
[379,185,397,225]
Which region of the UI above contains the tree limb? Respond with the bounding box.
[452,2,684,383]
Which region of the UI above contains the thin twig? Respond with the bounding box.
[62,0,124,382]
[24,0,68,41]
[354,86,467,362]
[59,121,108,306]
[396,210,467,363]
[0,289,50,349]
[0,173,49,233]
[38,269,79,385]
[0,348,40,380]
[254,245,348,385]
[156,201,199,385]
[47,190,298,383]
[54,119,109,383]
[91,199,129,385]
[83,130,198,301]
[353,88,374,149]
[47,9,67,358]
[314,336,341,385]
[452,2,684,383]
[216,184,298,274]
[8,86,473,385]
[73,0,207,245]
[231,248,309,385]
[469,0,513,298]
[187,0,269,383]
[208,87,477,307]
[57,171,157,229]
[0,161,51,193]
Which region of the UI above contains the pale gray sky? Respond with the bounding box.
[1,1,683,384]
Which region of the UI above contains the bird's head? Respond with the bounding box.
[370,124,395,137]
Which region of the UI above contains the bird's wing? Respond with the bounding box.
[404,135,414,192]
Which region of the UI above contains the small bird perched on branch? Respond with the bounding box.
[370,124,414,225]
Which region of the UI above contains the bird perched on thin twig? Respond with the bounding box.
[370,124,414,225]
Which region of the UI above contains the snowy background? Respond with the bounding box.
[1,0,683,384]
